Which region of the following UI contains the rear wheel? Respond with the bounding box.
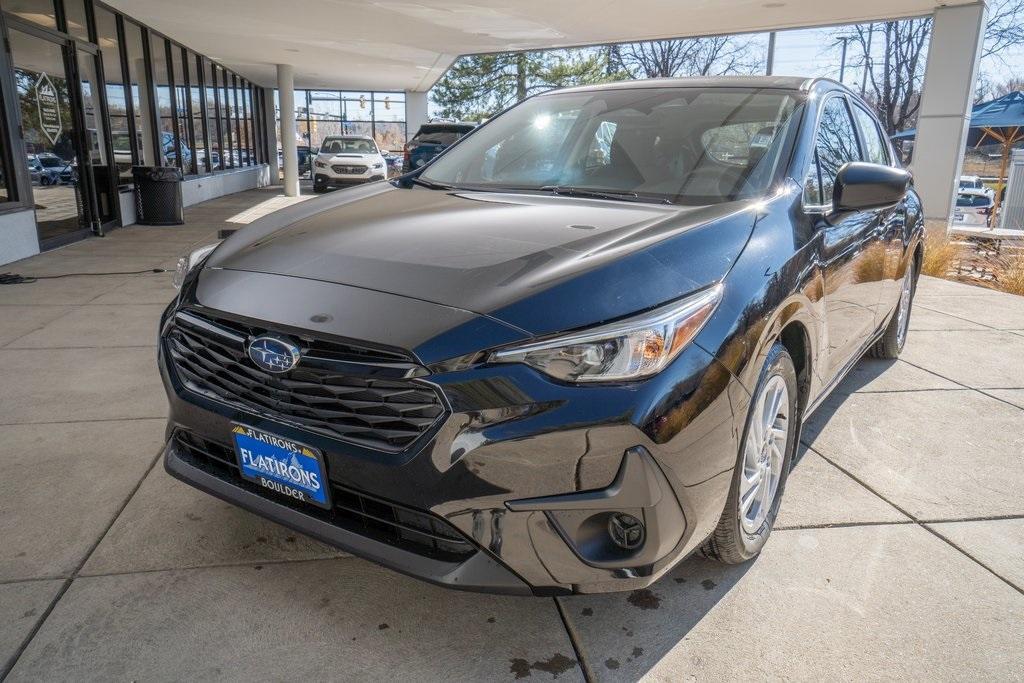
[313,180,327,193]
[703,343,798,564]
[869,265,916,359]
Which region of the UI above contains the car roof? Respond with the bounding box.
[322,135,374,141]
[550,75,820,96]
[958,188,991,196]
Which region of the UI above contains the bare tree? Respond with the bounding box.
[617,35,763,79]
[837,0,1024,134]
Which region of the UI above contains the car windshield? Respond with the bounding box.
[320,138,377,154]
[956,193,990,207]
[39,157,64,168]
[420,87,800,205]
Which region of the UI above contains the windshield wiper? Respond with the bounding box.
[539,185,670,204]
[409,176,454,190]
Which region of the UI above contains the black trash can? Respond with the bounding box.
[132,166,184,225]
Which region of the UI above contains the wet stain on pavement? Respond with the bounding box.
[487,616,496,623]
[674,577,687,584]
[509,654,579,679]
[378,623,389,630]
[627,589,661,610]
[605,658,620,670]
[581,607,593,616]
[701,579,717,590]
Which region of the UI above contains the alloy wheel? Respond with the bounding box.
[896,273,913,348]
[740,374,789,535]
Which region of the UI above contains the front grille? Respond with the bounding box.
[332,164,367,174]
[164,309,446,451]
[174,431,474,561]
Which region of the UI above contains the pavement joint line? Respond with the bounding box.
[802,442,1024,598]
[914,302,1020,333]
[553,596,596,683]
[0,443,165,681]
[896,357,1024,413]
[775,512,1024,531]
[0,307,80,349]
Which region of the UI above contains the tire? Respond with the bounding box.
[703,343,799,564]
[868,264,917,360]
[313,182,327,194]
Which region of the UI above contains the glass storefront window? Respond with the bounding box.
[342,91,373,122]
[123,21,147,166]
[216,66,232,167]
[373,92,404,122]
[205,60,221,170]
[149,34,174,167]
[62,0,89,41]
[95,7,132,188]
[187,52,206,173]
[0,0,57,30]
[171,45,193,174]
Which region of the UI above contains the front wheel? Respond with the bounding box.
[868,266,916,359]
[703,343,798,564]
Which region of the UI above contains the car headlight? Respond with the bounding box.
[488,285,722,383]
[315,160,327,168]
[373,162,384,169]
[173,243,219,289]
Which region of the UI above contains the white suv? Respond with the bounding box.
[312,136,387,192]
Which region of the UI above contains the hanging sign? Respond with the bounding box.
[35,73,62,145]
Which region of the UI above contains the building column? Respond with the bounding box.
[912,2,987,224]
[405,90,429,139]
[277,64,299,197]
[260,86,280,183]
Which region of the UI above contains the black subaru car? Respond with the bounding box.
[162,76,922,595]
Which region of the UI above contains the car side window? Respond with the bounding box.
[807,96,862,207]
[851,105,889,166]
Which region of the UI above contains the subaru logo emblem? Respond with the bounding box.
[247,336,301,374]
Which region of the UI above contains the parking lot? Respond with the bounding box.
[1,188,1022,681]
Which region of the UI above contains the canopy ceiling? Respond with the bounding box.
[104,0,974,92]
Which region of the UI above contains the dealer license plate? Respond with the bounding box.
[232,424,331,509]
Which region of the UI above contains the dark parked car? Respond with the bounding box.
[402,121,476,172]
[162,77,922,595]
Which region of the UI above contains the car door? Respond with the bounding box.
[804,95,885,380]
[851,103,908,326]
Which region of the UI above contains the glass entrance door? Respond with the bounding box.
[8,27,90,245]
[76,46,117,226]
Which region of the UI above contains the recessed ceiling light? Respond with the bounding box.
[285,48,300,53]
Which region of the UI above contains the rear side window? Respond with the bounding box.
[851,105,889,166]
[804,96,863,206]
[412,126,472,145]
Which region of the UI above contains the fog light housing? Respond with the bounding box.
[608,513,645,550]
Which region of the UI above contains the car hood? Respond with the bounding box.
[317,153,381,163]
[207,184,756,337]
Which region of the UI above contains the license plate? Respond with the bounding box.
[954,212,965,222]
[232,425,331,509]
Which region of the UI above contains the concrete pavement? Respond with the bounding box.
[1,188,1022,680]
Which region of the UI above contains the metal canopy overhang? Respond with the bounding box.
[100,0,975,91]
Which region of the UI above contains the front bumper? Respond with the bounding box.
[158,293,745,594]
[314,171,385,187]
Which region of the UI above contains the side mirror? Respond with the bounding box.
[832,162,911,216]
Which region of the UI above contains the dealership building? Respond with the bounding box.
[0,0,994,266]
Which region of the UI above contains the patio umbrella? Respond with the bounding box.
[892,91,1024,225]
